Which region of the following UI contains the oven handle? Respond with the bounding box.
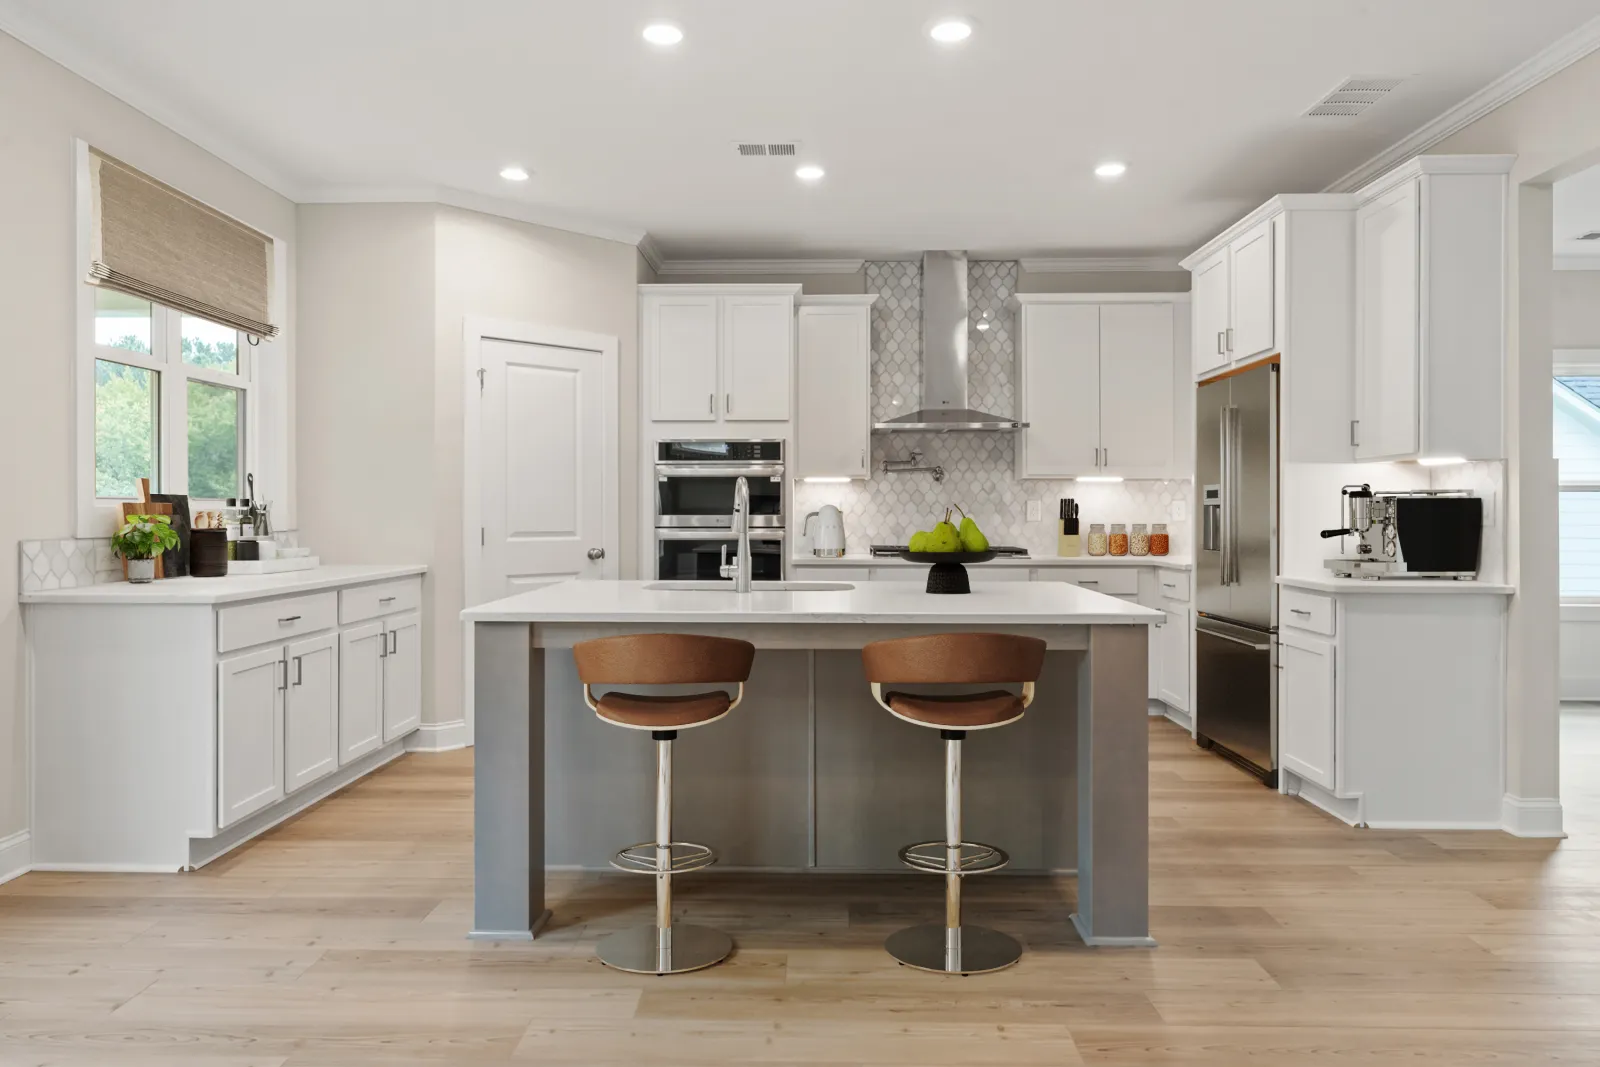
[655,464,785,479]
[655,528,786,541]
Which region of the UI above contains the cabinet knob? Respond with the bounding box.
[587,547,605,561]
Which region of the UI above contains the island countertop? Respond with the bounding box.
[462,578,1165,626]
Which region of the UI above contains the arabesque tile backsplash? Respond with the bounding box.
[795,259,1193,557]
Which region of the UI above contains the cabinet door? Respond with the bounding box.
[1099,302,1175,474]
[1191,250,1231,377]
[1355,180,1421,459]
[796,305,870,477]
[1159,608,1190,711]
[1017,303,1100,477]
[382,611,422,741]
[721,295,793,421]
[285,632,339,793]
[217,646,285,828]
[1279,631,1336,790]
[647,295,720,421]
[338,622,385,765]
[1228,220,1275,361]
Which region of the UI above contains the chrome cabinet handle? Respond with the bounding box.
[378,595,395,603]
[726,392,732,414]
[1078,579,1099,585]
[379,630,388,659]
[1103,447,1109,467]
[1226,326,1234,352]
[293,655,303,686]
[278,615,301,624]
[278,658,288,691]
[587,547,605,561]
[1162,581,1177,589]
[1216,331,1225,355]
[708,393,714,414]
[389,630,398,654]
[1289,608,1311,616]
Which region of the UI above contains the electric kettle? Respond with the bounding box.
[803,505,847,558]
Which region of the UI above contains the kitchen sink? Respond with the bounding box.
[645,580,855,592]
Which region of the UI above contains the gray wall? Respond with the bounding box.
[1555,269,1600,348]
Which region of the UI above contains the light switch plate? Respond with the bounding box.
[1026,499,1043,523]
[1172,500,1188,523]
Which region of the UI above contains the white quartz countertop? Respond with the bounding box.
[791,553,1193,571]
[20,564,428,605]
[463,578,1165,625]
[1278,575,1514,595]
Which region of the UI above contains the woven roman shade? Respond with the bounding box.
[86,148,278,337]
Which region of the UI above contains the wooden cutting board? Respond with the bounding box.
[119,478,173,579]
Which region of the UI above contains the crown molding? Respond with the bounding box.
[655,258,866,276]
[299,184,649,246]
[636,235,664,273]
[1556,254,1600,270]
[1018,256,1183,273]
[1323,15,1600,193]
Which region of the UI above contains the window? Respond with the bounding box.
[1555,370,1600,599]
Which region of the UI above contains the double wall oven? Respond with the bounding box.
[655,440,786,581]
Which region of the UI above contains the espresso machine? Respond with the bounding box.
[1320,485,1398,578]
[1321,484,1482,580]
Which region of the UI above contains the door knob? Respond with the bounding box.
[587,548,605,561]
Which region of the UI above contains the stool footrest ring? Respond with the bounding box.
[898,840,1010,875]
[610,841,716,874]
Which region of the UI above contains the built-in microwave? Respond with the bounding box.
[654,439,785,530]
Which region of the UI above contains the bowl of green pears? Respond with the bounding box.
[899,507,996,593]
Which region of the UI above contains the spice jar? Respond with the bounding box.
[1150,523,1170,557]
[1130,523,1150,557]
[1108,523,1129,557]
[1086,523,1108,557]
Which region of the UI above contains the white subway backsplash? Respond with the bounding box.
[18,530,302,594]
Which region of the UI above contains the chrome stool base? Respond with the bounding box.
[886,923,1022,976]
[597,922,733,975]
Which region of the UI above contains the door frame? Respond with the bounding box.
[462,317,620,745]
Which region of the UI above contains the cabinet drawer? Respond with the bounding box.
[340,577,422,625]
[1156,571,1191,602]
[218,592,338,654]
[1041,568,1140,596]
[1281,588,1335,636]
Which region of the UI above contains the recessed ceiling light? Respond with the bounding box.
[642,23,683,45]
[499,166,529,182]
[795,164,826,182]
[929,19,973,43]
[1094,161,1128,179]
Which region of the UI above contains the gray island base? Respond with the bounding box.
[463,580,1161,947]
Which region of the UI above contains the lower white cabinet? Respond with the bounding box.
[1278,628,1336,790]
[1159,607,1190,711]
[285,632,340,793]
[383,611,423,740]
[339,622,387,765]
[218,646,287,829]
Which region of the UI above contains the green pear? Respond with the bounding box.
[956,506,989,552]
[908,530,930,553]
[928,509,962,553]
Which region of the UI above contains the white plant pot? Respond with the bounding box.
[127,557,156,583]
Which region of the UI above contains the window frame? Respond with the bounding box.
[1554,352,1600,602]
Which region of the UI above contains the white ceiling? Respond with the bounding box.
[7,0,1600,259]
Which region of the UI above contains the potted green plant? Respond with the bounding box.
[113,514,180,583]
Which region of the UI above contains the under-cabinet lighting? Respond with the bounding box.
[1416,456,1467,467]
[1075,475,1125,483]
[802,476,852,483]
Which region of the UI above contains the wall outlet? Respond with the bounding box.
[1026,499,1043,523]
[1480,489,1496,527]
[1172,500,1188,523]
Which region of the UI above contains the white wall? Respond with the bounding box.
[1554,270,1600,347]
[0,30,297,847]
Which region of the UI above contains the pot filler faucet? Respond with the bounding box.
[719,476,753,592]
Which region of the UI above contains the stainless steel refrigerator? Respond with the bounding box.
[1194,361,1278,784]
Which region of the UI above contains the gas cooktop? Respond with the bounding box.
[868,544,1030,558]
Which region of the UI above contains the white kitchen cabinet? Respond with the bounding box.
[285,631,339,793]
[339,622,385,765]
[383,610,423,741]
[218,646,285,829]
[1159,607,1190,712]
[795,296,876,479]
[1191,250,1230,377]
[1228,220,1275,362]
[1278,628,1335,790]
[1352,156,1510,461]
[1012,294,1187,480]
[642,285,800,425]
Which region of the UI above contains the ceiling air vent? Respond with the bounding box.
[1578,231,1600,241]
[733,141,801,158]
[1305,76,1407,118]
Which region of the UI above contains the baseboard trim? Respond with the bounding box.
[1070,912,1157,948]
[407,719,470,752]
[1282,773,1364,826]
[469,910,551,941]
[1502,795,1567,838]
[0,830,30,885]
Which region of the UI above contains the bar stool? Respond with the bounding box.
[862,633,1046,975]
[574,633,755,975]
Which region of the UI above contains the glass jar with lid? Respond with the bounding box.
[1150,523,1170,557]
[1086,523,1108,556]
[1108,523,1130,556]
[1130,523,1150,556]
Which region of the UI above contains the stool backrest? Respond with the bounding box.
[861,633,1046,685]
[573,634,755,685]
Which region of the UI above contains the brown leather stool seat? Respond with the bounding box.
[861,633,1046,976]
[572,633,755,976]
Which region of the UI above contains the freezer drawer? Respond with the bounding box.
[1195,618,1276,782]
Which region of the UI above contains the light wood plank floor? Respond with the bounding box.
[4,712,1600,1065]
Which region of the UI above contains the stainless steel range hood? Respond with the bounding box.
[873,251,1026,433]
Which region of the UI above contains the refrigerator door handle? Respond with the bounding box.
[1226,404,1243,587]
[1219,406,1235,586]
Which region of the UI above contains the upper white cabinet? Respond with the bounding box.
[1191,250,1230,377]
[795,295,877,479]
[642,285,799,424]
[1189,221,1274,378]
[1012,294,1188,480]
[1352,156,1510,461]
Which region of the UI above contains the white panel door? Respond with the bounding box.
[480,337,610,599]
[285,631,339,793]
[722,295,793,421]
[1099,302,1175,474]
[1355,180,1421,459]
[1159,608,1190,711]
[1279,630,1336,790]
[382,611,422,741]
[648,295,719,421]
[1191,250,1231,377]
[1018,304,1100,477]
[796,304,870,478]
[1228,220,1275,361]
[217,646,284,828]
[338,622,385,766]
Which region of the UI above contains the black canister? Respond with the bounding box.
[191,529,229,577]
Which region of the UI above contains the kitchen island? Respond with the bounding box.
[463,579,1163,946]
